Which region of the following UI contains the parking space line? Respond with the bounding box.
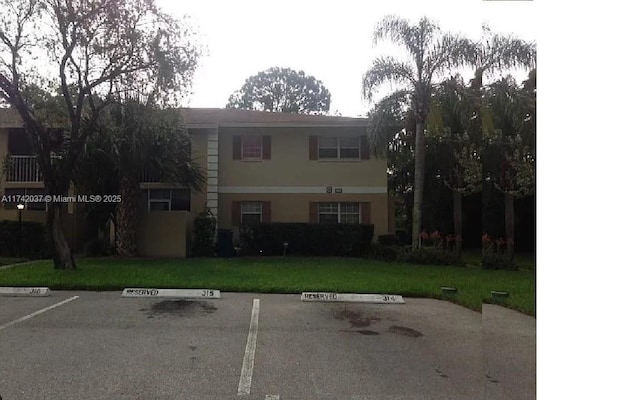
[0,296,79,331]
[238,298,260,396]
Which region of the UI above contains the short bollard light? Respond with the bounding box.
[283,241,289,256]
[491,291,509,304]
[441,287,458,300]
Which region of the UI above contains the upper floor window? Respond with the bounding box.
[147,189,190,211]
[310,135,369,160]
[233,135,271,160]
[318,136,360,160]
[242,136,263,159]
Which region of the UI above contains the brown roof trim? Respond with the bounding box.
[0,107,369,129]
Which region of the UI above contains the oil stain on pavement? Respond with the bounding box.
[387,325,423,338]
[333,307,381,328]
[140,300,217,319]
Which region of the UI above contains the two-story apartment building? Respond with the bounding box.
[0,108,393,257]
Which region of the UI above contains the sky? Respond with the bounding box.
[155,0,536,117]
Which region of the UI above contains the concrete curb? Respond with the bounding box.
[0,260,42,270]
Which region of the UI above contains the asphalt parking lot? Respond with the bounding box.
[0,291,534,400]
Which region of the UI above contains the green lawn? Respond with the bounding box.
[0,256,535,316]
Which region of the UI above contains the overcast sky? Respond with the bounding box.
[155,0,536,117]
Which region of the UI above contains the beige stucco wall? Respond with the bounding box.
[218,126,387,188]
[218,192,390,238]
[137,211,190,257]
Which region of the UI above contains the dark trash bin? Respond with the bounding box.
[217,229,235,257]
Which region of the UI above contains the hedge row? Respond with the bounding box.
[0,220,49,258]
[239,223,374,257]
[366,244,465,266]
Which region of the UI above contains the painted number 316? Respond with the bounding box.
[201,290,215,297]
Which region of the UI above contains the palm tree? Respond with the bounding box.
[363,15,475,249]
[429,75,482,257]
[74,98,204,256]
[483,73,536,266]
[459,26,535,261]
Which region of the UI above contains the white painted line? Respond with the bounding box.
[238,299,260,396]
[121,288,220,299]
[301,292,405,304]
[265,395,280,400]
[0,287,51,297]
[0,296,79,331]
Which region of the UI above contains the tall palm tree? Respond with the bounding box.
[363,15,475,249]
[469,26,535,262]
[429,75,482,257]
[483,74,536,266]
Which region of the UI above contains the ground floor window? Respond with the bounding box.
[318,202,360,224]
[2,188,46,210]
[147,189,190,211]
[241,202,263,224]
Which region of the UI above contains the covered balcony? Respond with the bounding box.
[5,155,42,183]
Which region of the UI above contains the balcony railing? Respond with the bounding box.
[6,155,42,182]
[141,169,164,183]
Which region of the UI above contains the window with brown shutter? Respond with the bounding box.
[360,136,370,160]
[232,201,241,225]
[262,201,271,223]
[232,136,242,160]
[309,136,318,160]
[309,202,318,223]
[262,136,271,160]
[360,202,371,224]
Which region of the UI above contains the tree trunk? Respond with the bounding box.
[115,174,140,257]
[47,203,76,270]
[505,192,515,264]
[453,190,462,258]
[412,120,426,249]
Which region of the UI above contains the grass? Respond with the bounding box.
[0,255,535,316]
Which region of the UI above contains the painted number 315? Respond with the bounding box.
[201,290,215,297]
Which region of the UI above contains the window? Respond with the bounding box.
[241,202,262,224]
[242,136,263,159]
[3,188,46,210]
[318,202,360,224]
[318,136,360,159]
[147,189,190,211]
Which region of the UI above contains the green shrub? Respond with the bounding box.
[190,210,217,257]
[396,246,464,266]
[239,223,374,257]
[482,234,517,270]
[366,243,400,262]
[0,220,48,258]
[367,243,464,266]
[377,234,400,246]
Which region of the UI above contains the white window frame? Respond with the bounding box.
[147,189,190,212]
[318,136,360,160]
[242,136,263,160]
[241,201,263,224]
[318,202,361,224]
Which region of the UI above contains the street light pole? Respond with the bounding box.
[17,203,24,257]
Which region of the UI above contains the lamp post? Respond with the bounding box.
[17,203,25,256]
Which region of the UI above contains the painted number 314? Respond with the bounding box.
[201,290,215,297]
